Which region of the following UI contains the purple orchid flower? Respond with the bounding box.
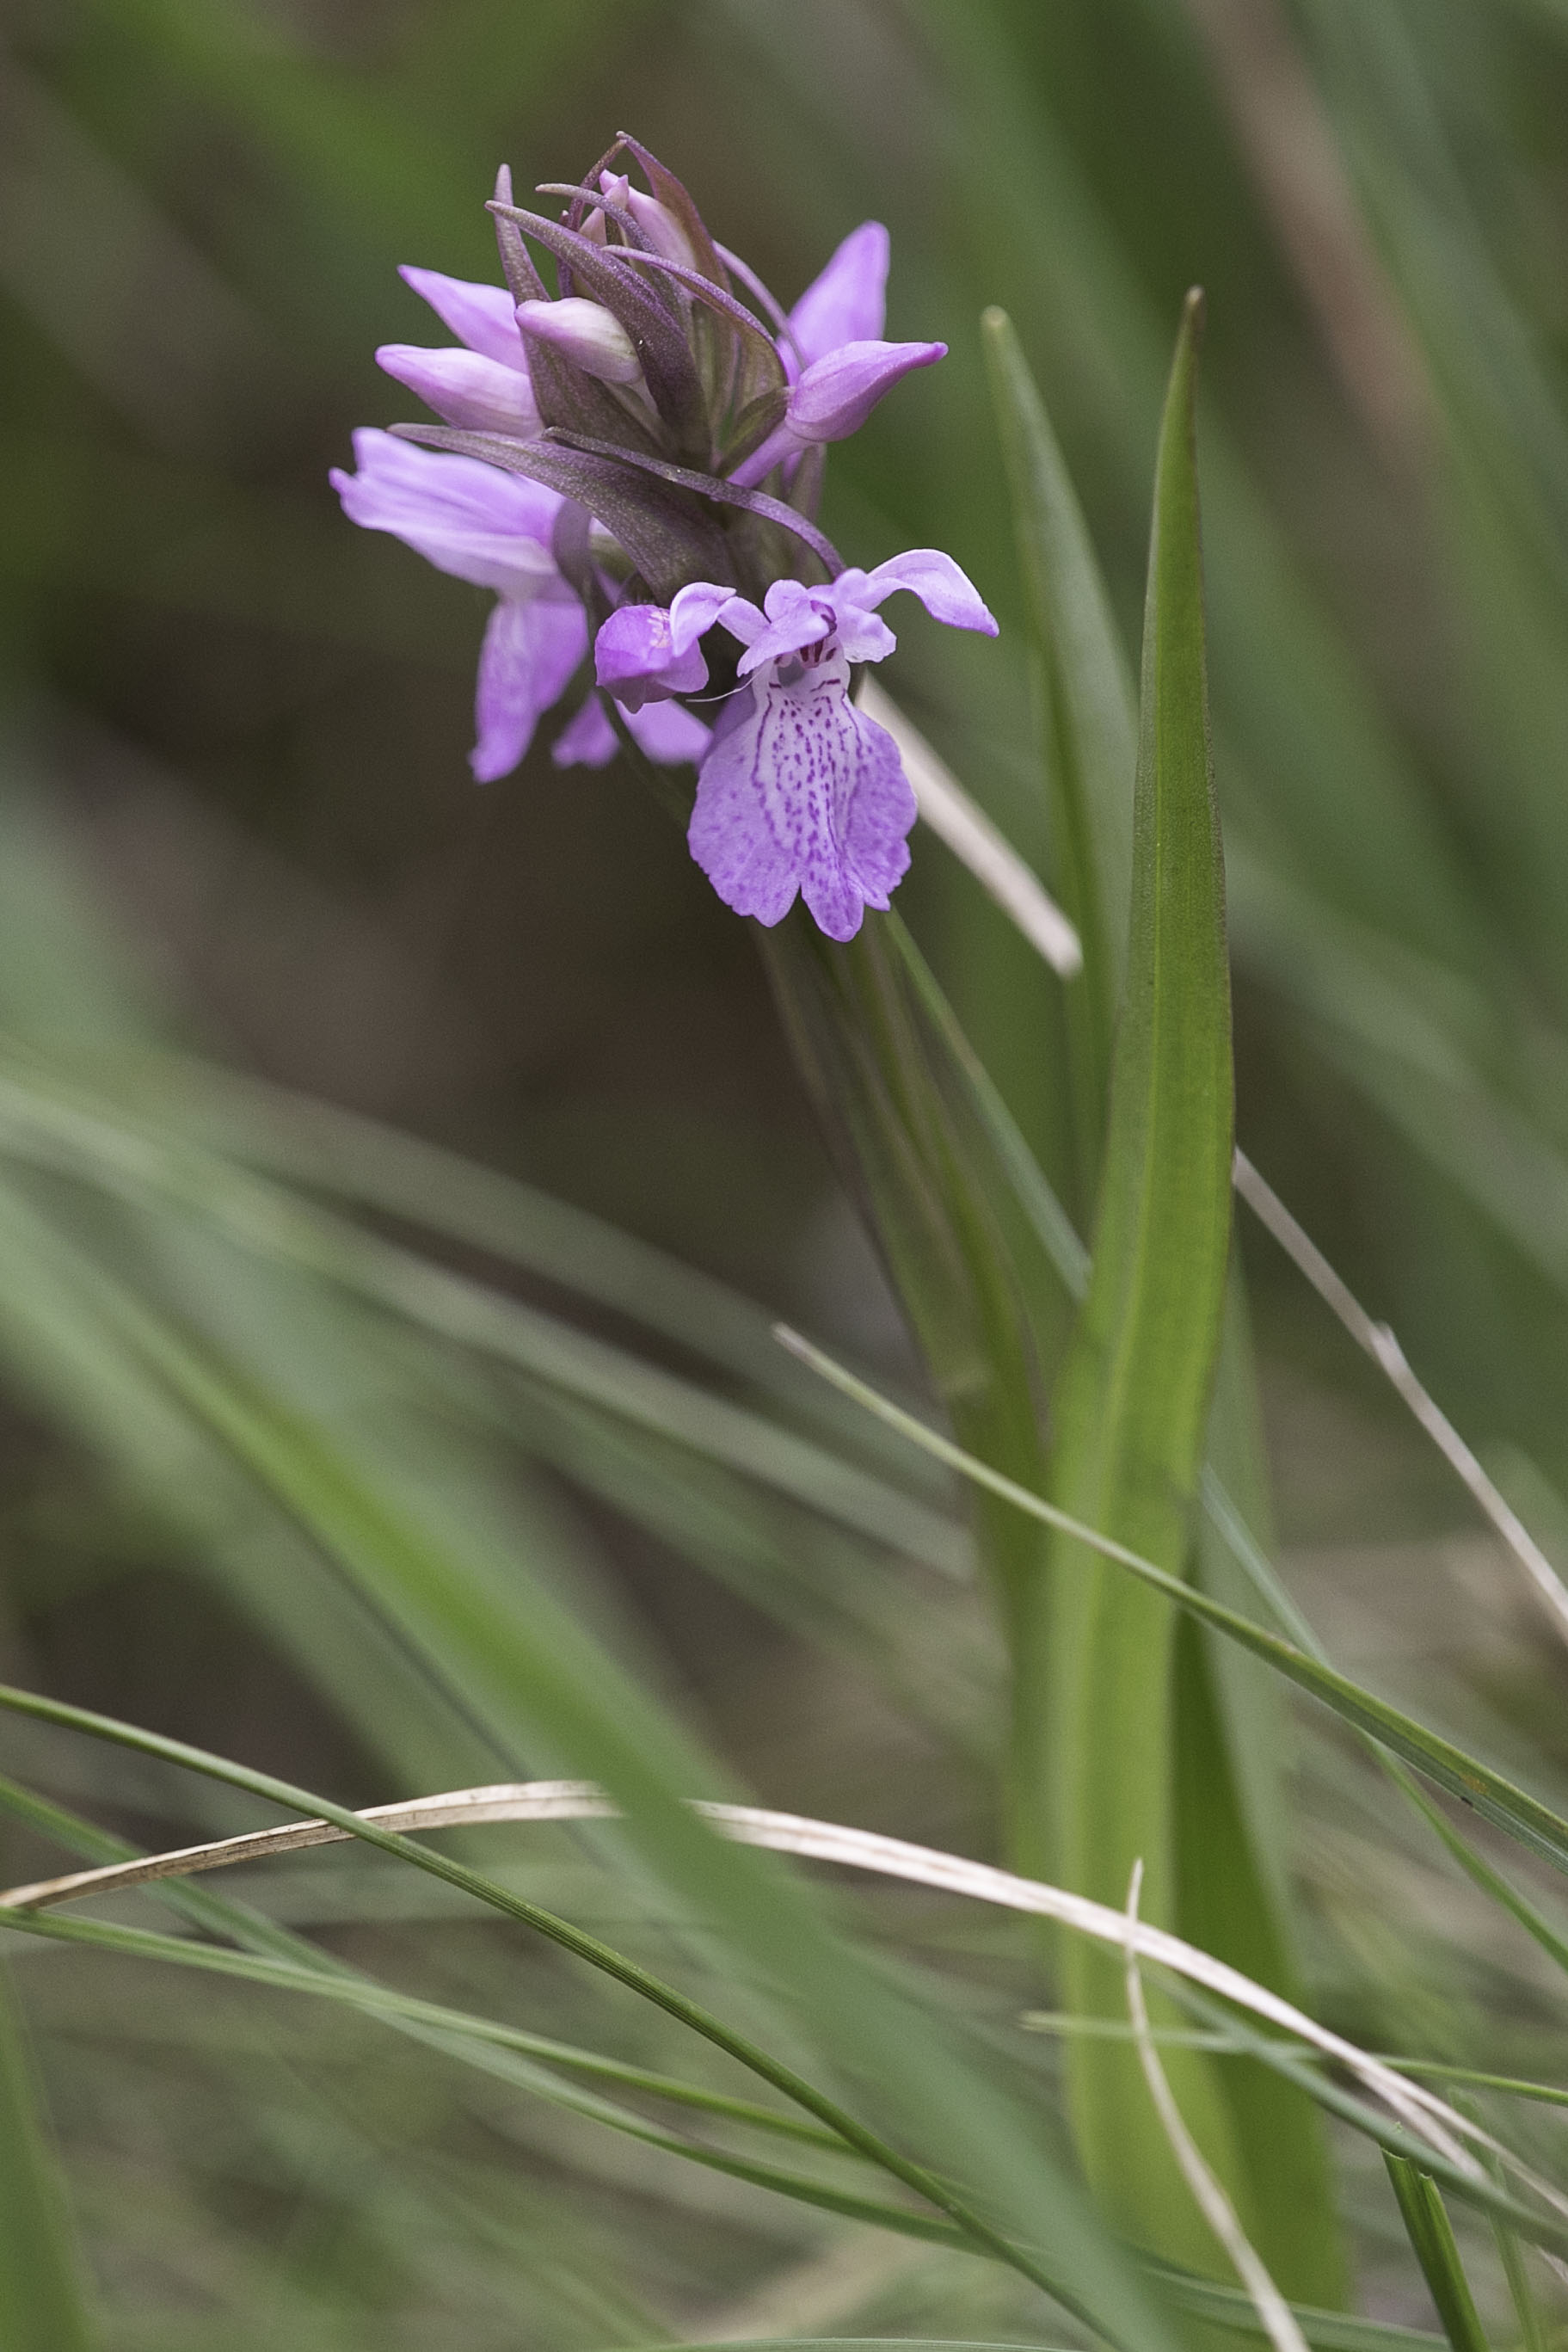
[335,143,998,887]
[594,553,998,940]
[729,223,945,491]
[329,428,704,782]
[376,266,541,440]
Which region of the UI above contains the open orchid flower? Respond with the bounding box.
[729,224,944,490]
[329,429,703,783]
[594,554,998,940]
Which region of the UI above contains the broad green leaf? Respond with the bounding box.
[1042,292,1245,2269]
[0,1964,95,2351]
[1383,2158,1491,2352]
[980,307,1344,2297]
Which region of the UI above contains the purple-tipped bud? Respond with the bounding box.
[580,171,630,246]
[729,338,946,487]
[579,170,698,270]
[789,339,946,440]
[377,344,541,438]
[624,186,698,268]
[515,296,643,385]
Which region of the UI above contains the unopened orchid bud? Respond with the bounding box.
[787,338,946,442]
[579,171,631,245]
[729,338,946,487]
[624,187,698,269]
[377,343,540,438]
[514,297,643,385]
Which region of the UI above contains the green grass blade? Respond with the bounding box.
[0,1907,969,2248]
[1141,2267,1440,2352]
[0,1069,963,1574]
[0,1964,96,2350]
[1383,2158,1491,2352]
[1042,291,1245,2269]
[0,1773,864,2159]
[779,1331,1568,1883]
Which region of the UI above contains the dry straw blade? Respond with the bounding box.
[0,1776,1506,2193]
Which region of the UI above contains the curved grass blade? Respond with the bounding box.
[0,1772,864,2160]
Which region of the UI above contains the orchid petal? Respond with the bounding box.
[472,597,589,782]
[625,186,698,268]
[829,605,898,666]
[728,338,944,487]
[785,222,889,379]
[595,606,709,709]
[376,344,540,438]
[594,582,733,708]
[399,266,526,370]
[687,662,916,939]
[553,692,711,767]
[712,594,769,649]
[626,697,711,763]
[551,694,619,768]
[331,428,565,596]
[668,580,740,656]
[845,548,999,635]
[734,582,833,676]
[785,340,946,442]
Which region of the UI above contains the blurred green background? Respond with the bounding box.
[4,0,1568,2343]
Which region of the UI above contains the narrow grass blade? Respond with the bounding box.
[777,1327,1568,1885]
[1383,2158,1491,2352]
[0,1907,971,2249]
[0,1075,964,1573]
[0,1965,95,2350]
[981,301,1134,1200]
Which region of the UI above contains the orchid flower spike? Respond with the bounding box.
[334,137,999,916]
[596,554,998,940]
